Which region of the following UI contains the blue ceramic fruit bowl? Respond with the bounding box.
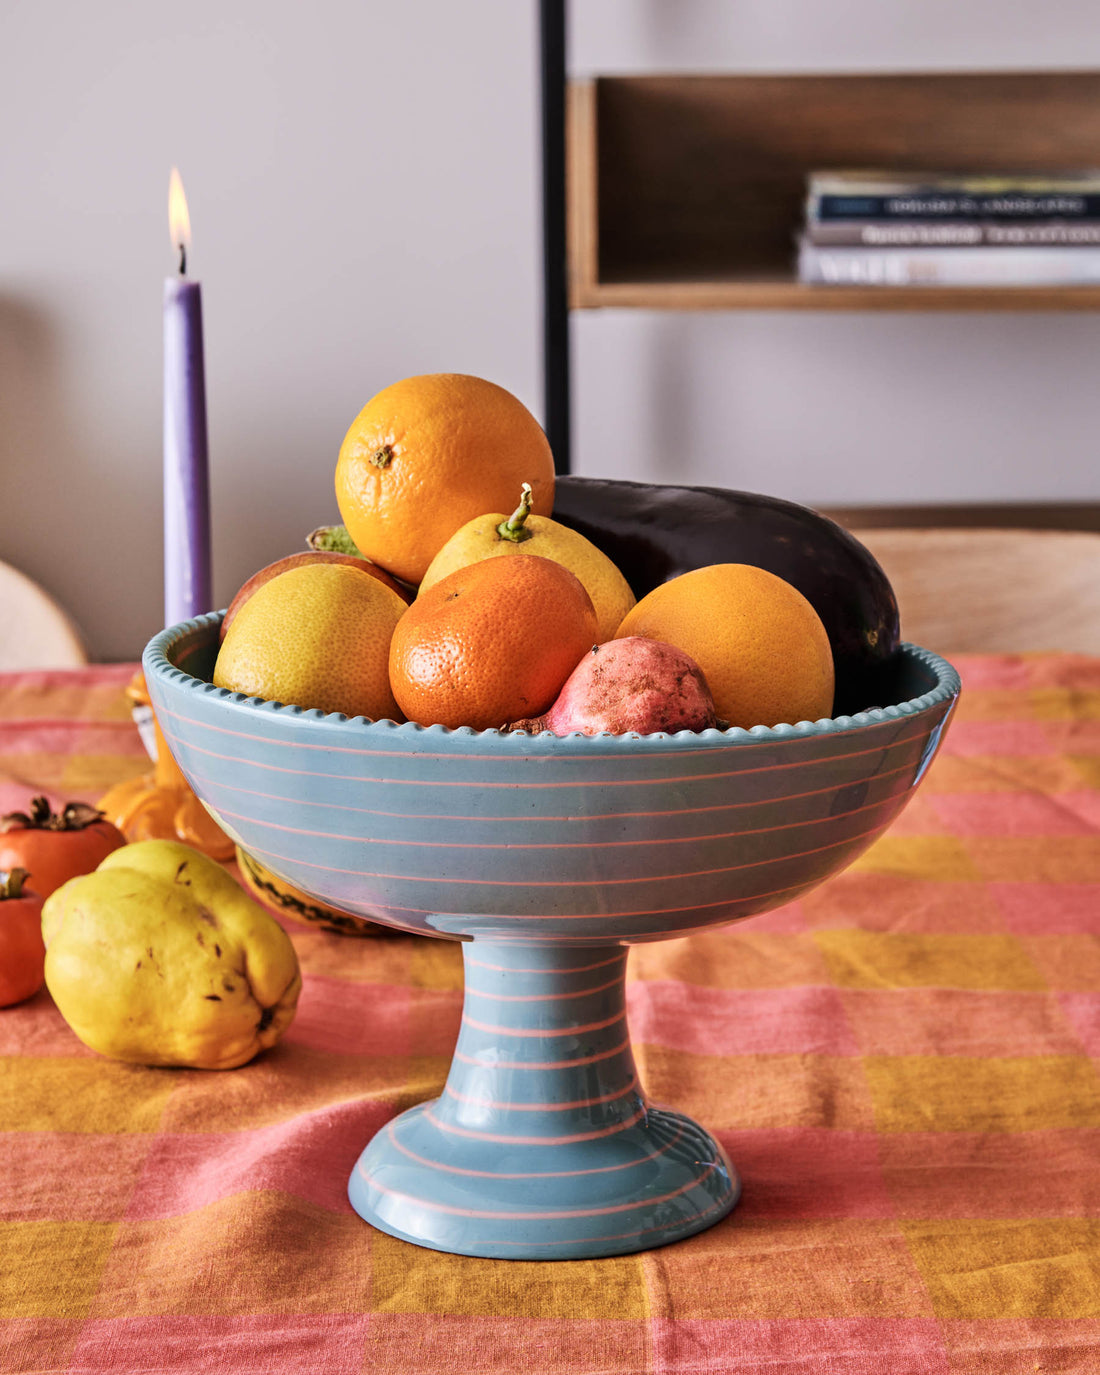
[145,613,959,1261]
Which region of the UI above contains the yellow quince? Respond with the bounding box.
[42,839,301,1069]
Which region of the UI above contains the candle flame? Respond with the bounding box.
[168,167,191,273]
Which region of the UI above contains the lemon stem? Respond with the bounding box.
[497,483,535,543]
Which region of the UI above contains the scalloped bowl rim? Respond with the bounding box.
[144,612,960,748]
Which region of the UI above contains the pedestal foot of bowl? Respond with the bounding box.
[347,941,740,1259]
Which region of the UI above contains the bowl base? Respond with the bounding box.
[348,940,740,1258]
[349,1099,740,1259]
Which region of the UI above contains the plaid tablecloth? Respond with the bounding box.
[1,656,1098,1375]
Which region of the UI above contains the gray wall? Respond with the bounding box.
[3,1,1098,660]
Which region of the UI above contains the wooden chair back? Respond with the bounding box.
[852,528,1100,654]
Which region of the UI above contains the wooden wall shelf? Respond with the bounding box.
[567,71,1100,312]
[821,501,1100,533]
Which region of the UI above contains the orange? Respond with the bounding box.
[389,555,599,730]
[615,563,834,729]
[213,562,406,720]
[335,374,555,585]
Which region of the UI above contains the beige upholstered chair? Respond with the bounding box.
[852,529,1100,655]
[0,560,88,669]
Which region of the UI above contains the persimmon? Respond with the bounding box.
[0,868,45,1007]
[0,796,126,898]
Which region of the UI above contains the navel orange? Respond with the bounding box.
[335,374,555,585]
[213,562,406,720]
[419,482,635,640]
[389,555,598,730]
[614,563,835,729]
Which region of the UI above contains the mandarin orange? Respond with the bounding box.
[614,563,834,729]
[335,374,555,585]
[389,555,598,730]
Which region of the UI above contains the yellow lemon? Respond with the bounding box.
[419,483,635,641]
[213,561,406,720]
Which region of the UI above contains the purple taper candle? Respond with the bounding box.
[163,167,212,627]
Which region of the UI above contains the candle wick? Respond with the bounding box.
[178,242,187,276]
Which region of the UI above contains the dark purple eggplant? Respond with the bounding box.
[553,476,900,716]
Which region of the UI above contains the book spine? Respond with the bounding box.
[813,193,1100,221]
[797,241,1100,286]
[805,221,1100,247]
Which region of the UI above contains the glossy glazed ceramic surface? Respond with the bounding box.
[144,615,960,1258]
[348,941,740,1257]
[145,617,958,945]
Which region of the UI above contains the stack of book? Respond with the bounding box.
[797,171,1100,286]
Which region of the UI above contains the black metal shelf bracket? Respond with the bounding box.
[539,0,570,473]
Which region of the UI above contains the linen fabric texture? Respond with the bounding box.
[1,656,1098,1374]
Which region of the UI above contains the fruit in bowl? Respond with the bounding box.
[335,373,556,585]
[220,372,905,735]
[220,549,410,642]
[214,561,407,721]
[389,555,599,730]
[420,481,636,641]
[616,563,835,731]
[509,637,717,737]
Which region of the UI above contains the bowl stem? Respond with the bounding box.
[348,940,740,1258]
